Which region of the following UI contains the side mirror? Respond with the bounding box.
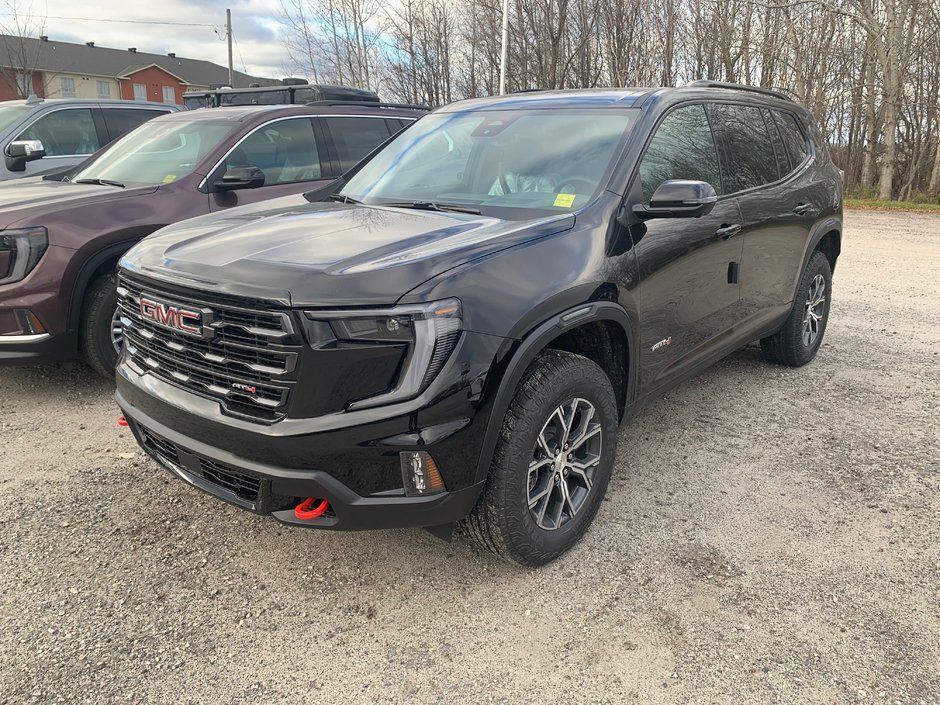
[5,139,46,172]
[633,180,718,219]
[213,165,265,192]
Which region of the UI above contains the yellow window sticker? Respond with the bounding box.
[553,193,575,208]
[162,174,177,184]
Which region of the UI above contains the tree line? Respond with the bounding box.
[279,0,940,201]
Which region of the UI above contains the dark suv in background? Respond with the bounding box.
[115,82,842,565]
[0,101,423,376]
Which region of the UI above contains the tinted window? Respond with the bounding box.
[773,110,809,170]
[324,116,392,172]
[225,117,322,184]
[102,108,168,141]
[708,104,779,192]
[763,108,790,179]
[17,108,101,156]
[638,104,722,202]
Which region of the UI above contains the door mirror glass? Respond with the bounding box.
[213,165,265,191]
[634,179,717,219]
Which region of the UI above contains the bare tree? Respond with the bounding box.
[0,0,46,98]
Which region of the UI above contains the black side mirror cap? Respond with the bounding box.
[633,179,718,220]
[213,165,265,192]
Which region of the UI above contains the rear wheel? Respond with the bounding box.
[760,250,832,367]
[462,350,618,566]
[81,271,120,379]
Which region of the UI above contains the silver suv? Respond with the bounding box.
[0,97,177,180]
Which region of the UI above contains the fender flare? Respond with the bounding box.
[473,301,636,483]
[66,239,140,339]
[800,216,841,274]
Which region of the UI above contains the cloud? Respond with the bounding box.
[8,0,290,78]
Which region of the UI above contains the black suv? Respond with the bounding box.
[115,83,842,566]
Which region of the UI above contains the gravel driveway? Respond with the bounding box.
[1,210,937,705]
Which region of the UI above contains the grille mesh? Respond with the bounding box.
[118,275,301,420]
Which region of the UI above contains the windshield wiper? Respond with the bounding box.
[327,193,362,204]
[71,178,125,189]
[381,200,482,215]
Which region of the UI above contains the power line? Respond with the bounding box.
[0,13,217,28]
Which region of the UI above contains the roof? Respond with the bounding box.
[0,34,273,88]
[438,89,654,112]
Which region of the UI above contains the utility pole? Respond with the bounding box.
[498,0,509,95]
[226,8,234,86]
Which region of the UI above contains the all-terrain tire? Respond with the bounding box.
[760,250,833,367]
[81,271,120,379]
[462,349,618,566]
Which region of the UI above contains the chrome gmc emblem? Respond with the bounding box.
[139,296,211,337]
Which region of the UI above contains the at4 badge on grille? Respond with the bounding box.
[139,296,214,338]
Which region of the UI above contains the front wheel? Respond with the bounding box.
[81,271,121,379]
[462,350,618,566]
[760,250,833,367]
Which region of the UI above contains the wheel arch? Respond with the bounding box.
[473,301,637,484]
[67,239,140,337]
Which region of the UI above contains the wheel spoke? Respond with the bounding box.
[528,482,552,510]
[569,424,601,453]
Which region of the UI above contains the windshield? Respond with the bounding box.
[0,104,29,133]
[340,109,635,218]
[69,119,235,186]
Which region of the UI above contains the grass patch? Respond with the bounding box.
[845,198,940,212]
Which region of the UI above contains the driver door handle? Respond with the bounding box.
[714,223,742,240]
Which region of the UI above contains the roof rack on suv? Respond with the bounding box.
[304,100,429,111]
[182,83,381,110]
[685,80,795,103]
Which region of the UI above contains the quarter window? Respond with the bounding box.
[708,104,779,192]
[638,104,722,202]
[225,118,323,185]
[16,108,101,156]
[323,116,392,172]
[772,110,809,170]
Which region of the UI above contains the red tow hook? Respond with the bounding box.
[294,498,330,520]
[117,416,128,427]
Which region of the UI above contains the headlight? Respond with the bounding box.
[0,227,48,285]
[306,299,461,410]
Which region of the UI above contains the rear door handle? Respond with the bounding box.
[793,203,817,216]
[714,223,742,240]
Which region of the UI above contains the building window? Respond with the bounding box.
[15,72,31,97]
[60,77,76,98]
[97,80,111,99]
[162,85,176,104]
[133,83,147,101]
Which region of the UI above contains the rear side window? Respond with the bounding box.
[16,108,101,156]
[772,110,809,170]
[323,116,392,172]
[102,108,169,142]
[708,104,779,192]
[638,103,722,202]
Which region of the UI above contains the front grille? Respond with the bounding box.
[118,274,302,421]
[138,425,262,504]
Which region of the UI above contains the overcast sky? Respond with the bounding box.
[3,0,290,79]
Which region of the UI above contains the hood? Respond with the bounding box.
[0,177,157,229]
[121,197,575,306]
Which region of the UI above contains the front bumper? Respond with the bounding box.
[115,362,493,531]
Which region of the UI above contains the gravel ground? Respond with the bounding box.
[0,210,938,705]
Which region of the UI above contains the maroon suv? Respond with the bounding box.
[0,102,422,375]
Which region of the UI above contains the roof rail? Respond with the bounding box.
[685,80,795,102]
[304,100,430,111]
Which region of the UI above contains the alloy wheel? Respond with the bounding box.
[801,274,826,347]
[527,398,603,531]
[110,307,124,354]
